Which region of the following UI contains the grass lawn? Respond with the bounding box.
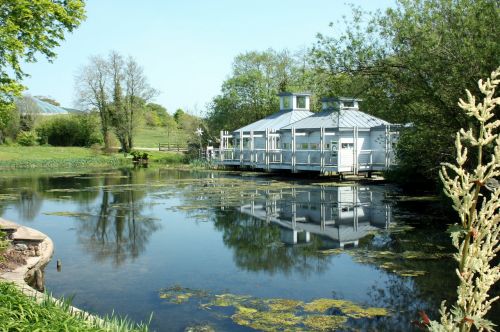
[134,126,189,148]
[0,146,106,161]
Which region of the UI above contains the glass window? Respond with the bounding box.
[296,96,306,108]
[341,143,354,149]
[310,143,319,150]
[343,101,354,108]
[282,96,291,109]
[299,143,309,150]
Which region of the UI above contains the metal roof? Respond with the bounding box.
[280,109,391,130]
[33,98,71,115]
[16,96,84,115]
[234,109,313,132]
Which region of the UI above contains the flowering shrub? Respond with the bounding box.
[430,68,500,331]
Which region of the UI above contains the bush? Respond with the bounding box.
[36,114,102,147]
[16,131,38,146]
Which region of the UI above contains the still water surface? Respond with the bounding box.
[0,168,494,331]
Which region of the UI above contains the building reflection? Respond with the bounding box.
[238,185,391,249]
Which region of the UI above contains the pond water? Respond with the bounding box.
[0,168,497,331]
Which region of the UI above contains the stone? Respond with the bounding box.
[14,243,28,251]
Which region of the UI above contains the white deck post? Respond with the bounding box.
[264,128,269,170]
[219,130,224,162]
[354,126,358,175]
[250,130,254,166]
[320,127,325,173]
[384,125,389,169]
[239,130,243,166]
[292,126,296,173]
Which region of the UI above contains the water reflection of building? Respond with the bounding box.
[239,186,391,248]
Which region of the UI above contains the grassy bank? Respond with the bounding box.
[133,126,189,149]
[0,282,148,332]
[0,146,186,170]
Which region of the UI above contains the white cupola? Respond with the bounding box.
[278,92,311,111]
[321,97,360,111]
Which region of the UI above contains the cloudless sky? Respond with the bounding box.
[22,0,395,115]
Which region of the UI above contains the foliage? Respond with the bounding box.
[16,130,38,146]
[0,230,8,255]
[206,49,309,135]
[144,103,171,127]
[0,282,149,332]
[0,146,187,169]
[430,69,500,331]
[76,51,157,152]
[36,114,102,147]
[130,150,149,162]
[15,95,40,131]
[311,0,500,188]
[0,0,86,142]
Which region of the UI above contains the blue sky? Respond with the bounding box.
[22,0,394,115]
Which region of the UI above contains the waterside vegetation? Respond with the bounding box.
[0,282,149,332]
[0,146,186,170]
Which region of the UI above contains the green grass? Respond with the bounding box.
[0,146,186,169]
[0,282,149,331]
[134,126,188,149]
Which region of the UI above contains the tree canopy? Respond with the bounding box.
[311,0,500,187]
[206,49,309,134]
[76,51,157,152]
[0,0,86,141]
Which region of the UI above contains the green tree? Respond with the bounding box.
[311,0,500,188]
[144,103,169,127]
[76,51,157,152]
[0,0,86,142]
[76,55,112,149]
[206,49,307,135]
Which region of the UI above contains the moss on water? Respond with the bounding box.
[303,315,348,331]
[159,286,388,331]
[232,306,301,331]
[43,211,93,218]
[0,194,18,201]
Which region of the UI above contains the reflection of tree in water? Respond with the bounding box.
[17,189,43,221]
[351,227,459,331]
[213,209,331,276]
[76,170,160,266]
[0,172,102,221]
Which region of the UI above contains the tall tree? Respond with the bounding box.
[311,0,500,187]
[123,56,157,150]
[206,49,307,135]
[0,0,85,142]
[76,51,156,152]
[108,51,128,151]
[76,55,113,149]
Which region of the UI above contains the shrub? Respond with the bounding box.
[36,114,102,147]
[426,68,500,331]
[0,230,9,256]
[16,131,38,146]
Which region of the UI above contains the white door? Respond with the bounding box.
[340,140,354,169]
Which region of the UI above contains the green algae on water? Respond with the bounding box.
[159,285,209,304]
[43,211,94,218]
[159,285,389,331]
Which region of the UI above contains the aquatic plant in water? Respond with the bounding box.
[159,286,389,331]
[430,68,500,331]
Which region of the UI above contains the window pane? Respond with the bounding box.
[297,96,306,108]
[283,96,291,109]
